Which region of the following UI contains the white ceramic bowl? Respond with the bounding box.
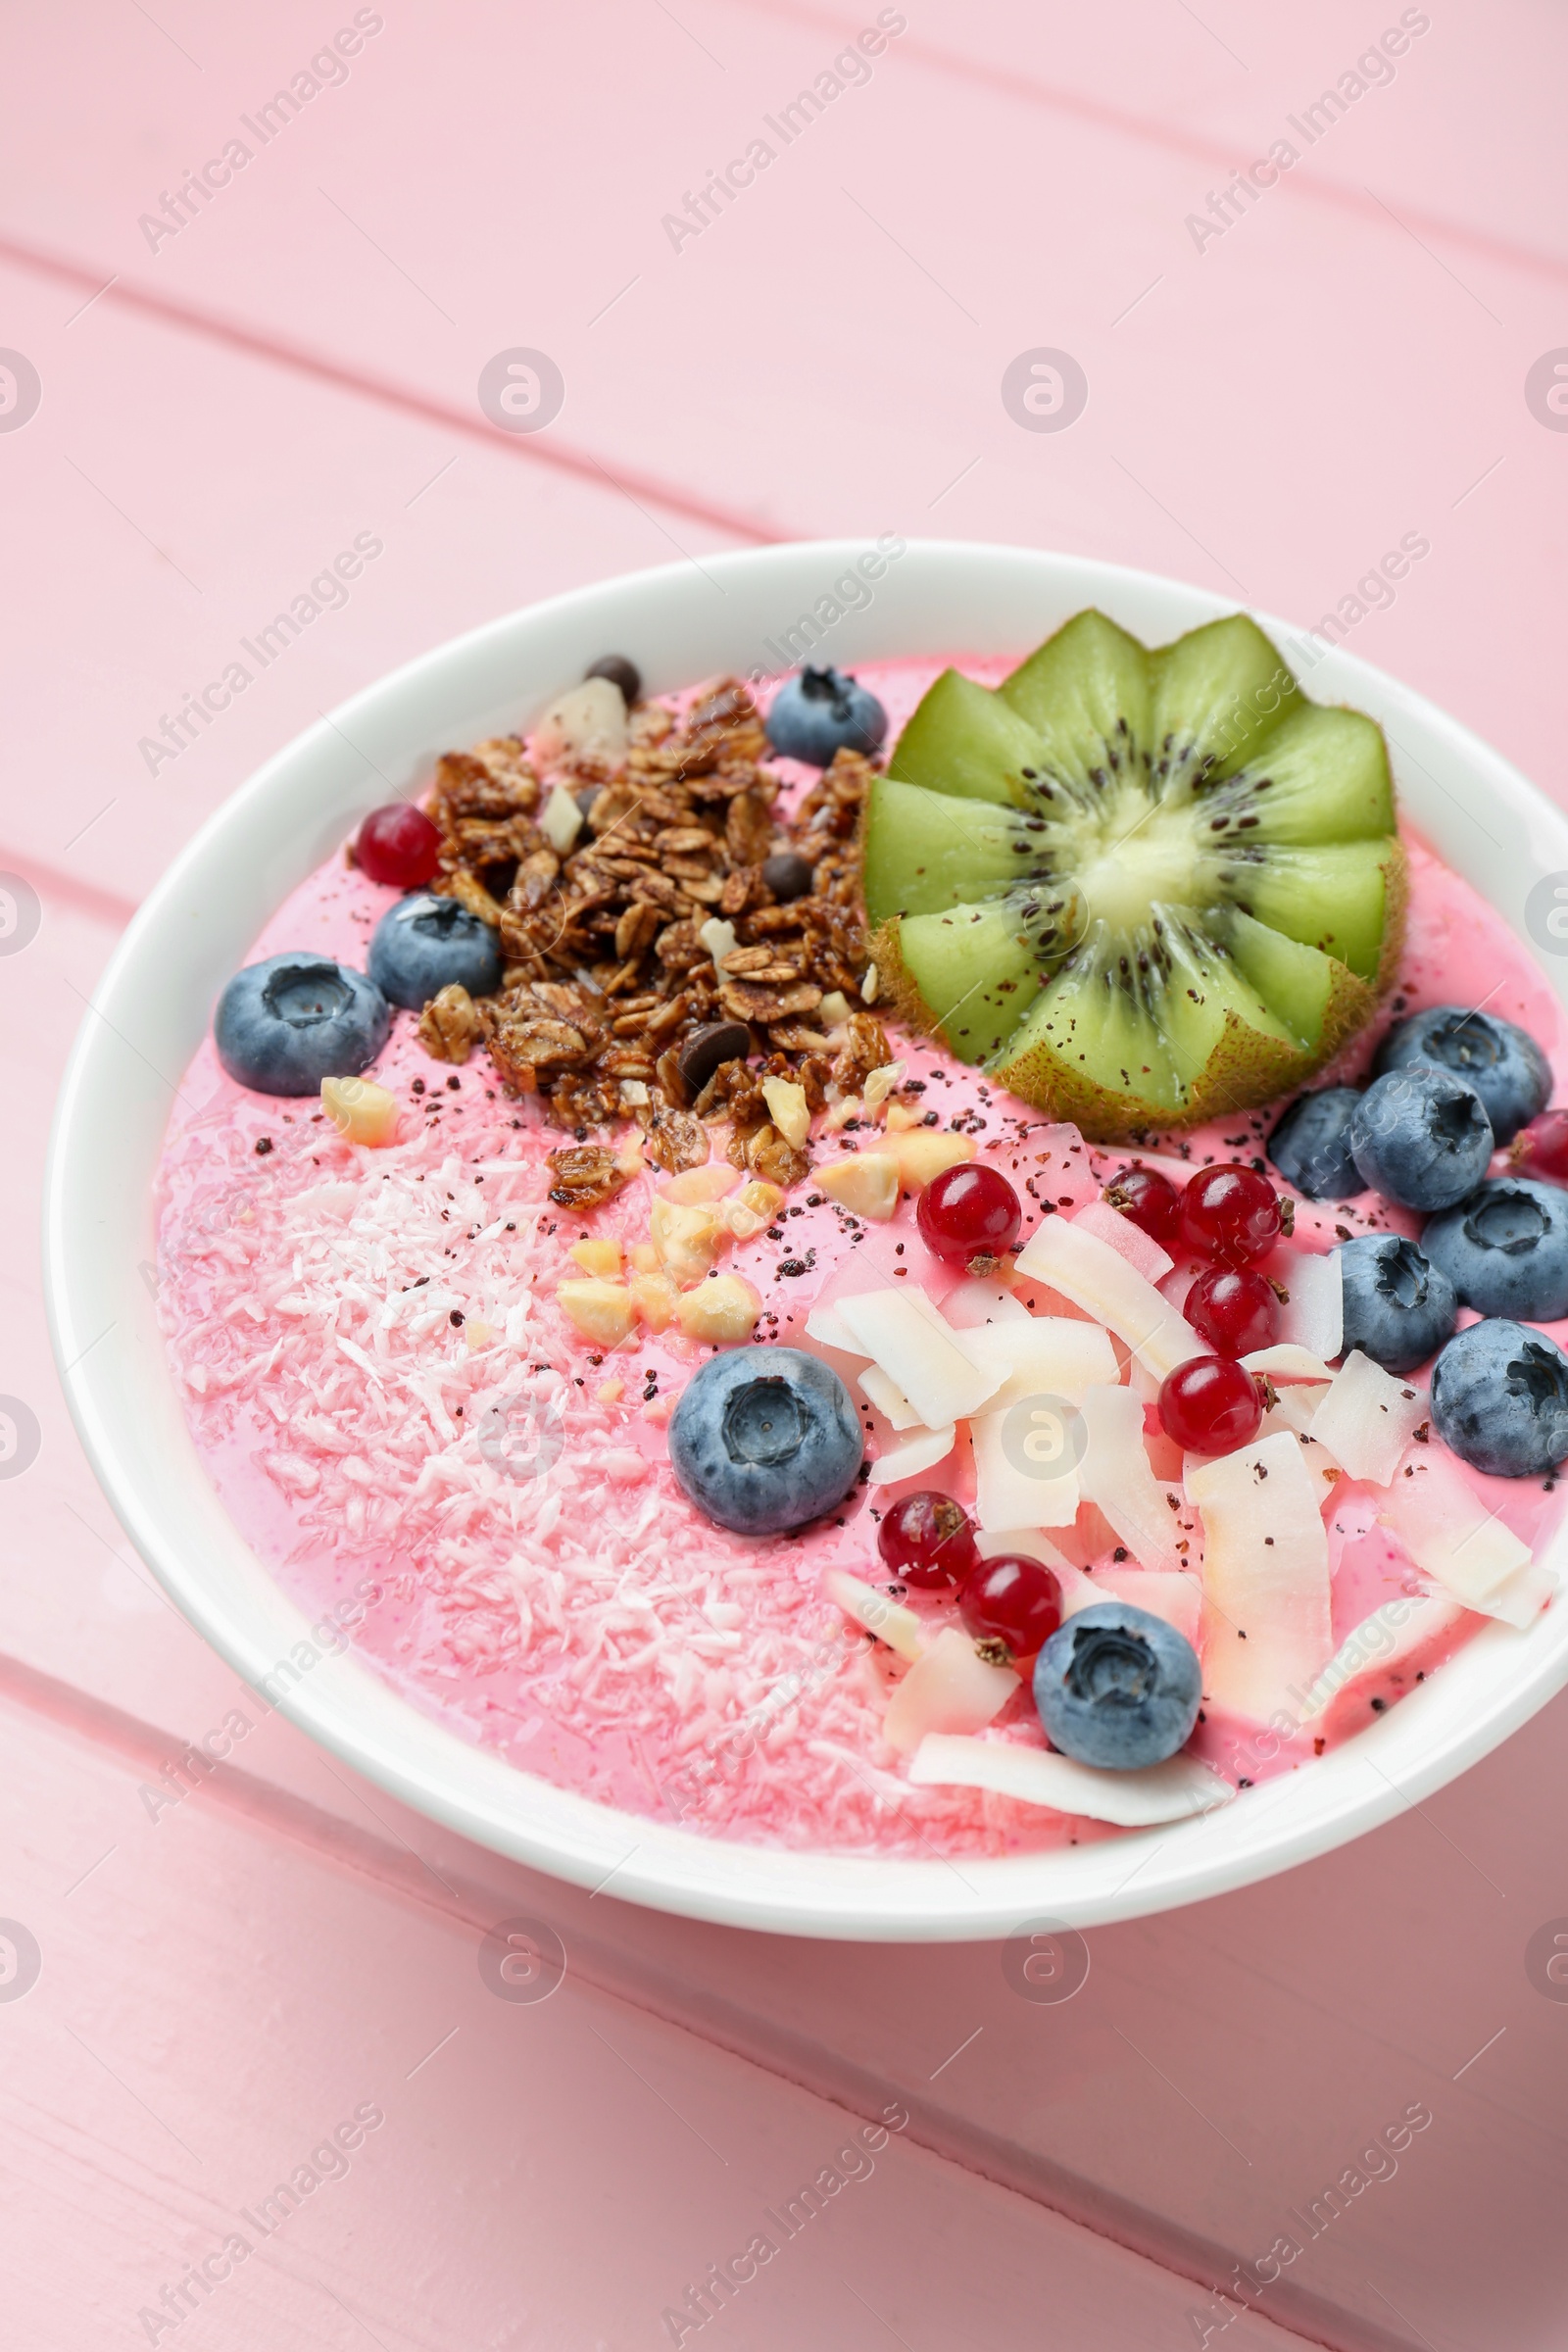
[44,539,1568,1940]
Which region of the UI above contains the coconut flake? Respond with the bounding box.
[1015,1217,1203,1382]
[804,1303,865,1354]
[907,1735,1235,1824]
[1085,1567,1202,1648]
[1378,1446,1550,1623]
[940,1277,1032,1331]
[969,1406,1079,1530]
[976,1527,1076,1573]
[1188,1430,1333,1721]
[1293,1591,1468,1722]
[868,1424,956,1485]
[882,1630,1017,1754]
[835,1288,1004,1429]
[1076,1384,1182,1572]
[823,1567,922,1661]
[858,1362,924,1431]
[1242,1344,1335,1384]
[955,1318,1120,1412]
[1071,1197,1174,1283]
[1281,1250,1344,1360]
[1309,1352,1426,1487]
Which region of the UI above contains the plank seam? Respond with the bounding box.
[731,0,1568,294]
[0,1647,1393,2352]
[0,232,789,551]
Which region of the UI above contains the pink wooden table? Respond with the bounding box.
[5,4,1568,2344]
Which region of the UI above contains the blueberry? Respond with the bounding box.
[1374,1005,1549,1145]
[368,893,504,1010]
[764,666,887,766]
[1348,1066,1494,1210]
[1033,1601,1201,1770]
[666,1347,862,1536]
[1267,1088,1367,1201]
[1421,1176,1568,1321]
[215,954,390,1097]
[1337,1233,1457,1374]
[1431,1317,1568,1478]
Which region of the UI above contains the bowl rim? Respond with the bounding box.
[43,536,1568,1942]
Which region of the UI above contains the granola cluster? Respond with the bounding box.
[409,680,886,1201]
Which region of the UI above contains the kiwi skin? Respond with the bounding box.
[868,840,1407,1145]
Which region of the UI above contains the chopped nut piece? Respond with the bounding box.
[650,1197,733,1287]
[885,1128,977,1192]
[319,1075,400,1147]
[417,983,482,1064]
[556,1278,636,1347]
[862,1059,906,1109]
[545,1144,634,1209]
[818,989,853,1029]
[675,1273,762,1344]
[699,916,739,966]
[630,1271,680,1333]
[761,1075,810,1149]
[596,1378,626,1404]
[660,1162,740,1204]
[542,783,585,854]
[860,962,879,1004]
[568,1238,623,1278]
[817,1154,900,1220]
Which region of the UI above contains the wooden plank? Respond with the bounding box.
[0,1697,1312,2351]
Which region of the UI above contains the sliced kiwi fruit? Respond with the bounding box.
[864,610,1404,1141]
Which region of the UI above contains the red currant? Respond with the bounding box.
[876,1491,979,1589]
[1158,1355,1264,1455]
[1516,1109,1568,1179]
[356,802,442,889]
[1185,1264,1278,1357]
[958,1553,1062,1660]
[1180,1163,1282,1264]
[916,1162,1022,1265]
[1103,1164,1180,1247]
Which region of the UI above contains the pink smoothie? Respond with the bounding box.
[152,659,1568,1856]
